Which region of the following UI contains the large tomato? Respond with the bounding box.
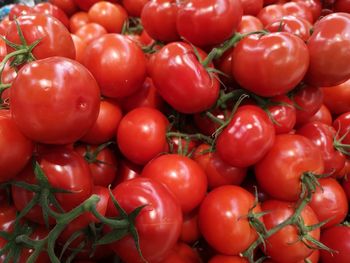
[107,177,182,263]
[32,2,70,29]
[10,57,100,144]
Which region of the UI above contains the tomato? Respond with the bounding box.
[0,18,11,36]
[237,15,263,34]
[150,42,219,113]
[141,0,180,42]
[176,0,243,47]
[209,255,248,263]
[308,104,332,126]
[335,0,350,13]
[292,0,322,22]
[283,2,313,23]
[107,177,182,263]
[194,143,247,189]
[333,112,350,145]
[309,178,348,228]
[117,107,169,165]
[49,0,78,16]
[83,34,147,98]
[69,11,90,33]
[320,225,350,263]
[257,4,286,26]
[8,4,33,20]
[180,210,201,244]
[194,108,229,136]
[306,13,350,87]
[114,158,142,186]
[160,242,202,263]
[0,111,34,183]
[216,105,275,168]
[71,33,87,63]
[343,176,350,202]
[232,32,309,97]
[241,0,263,16]
[199,185,262,255]
[6,14,75,61]
[322,79,350,115]
[142,154,207,213]
[75,22,107,45]
[261,200,320,263]
[337,159,350,180]
[11,57,100,144]
[255,134,324,201]
[33,2,70,29]
[297,122,346,175]
[75,144,118,187]
[122,0,149,17]
[88,2,127,33]
[73,0,118,11]
[81,99,123,145]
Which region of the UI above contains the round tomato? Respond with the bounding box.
[122,0,149,17]
[257,4,286,26]
[241,0,263,16]
[73,0,118,11]
[8,4,33,20]
[33,2,70,29]
[322,79,350,115]
[49,0,78,16]
[69,11,90,33]
[282,2,313,23]
[180,210,201,244]
[75,22,107,45]
[308,104,332,126]
[237,15,263,34]
[333,112,350,145]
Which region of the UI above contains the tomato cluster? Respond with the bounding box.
[1,0,350,262]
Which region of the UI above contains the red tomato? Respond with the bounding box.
[49,0,78,16]
[322,79,350,115]
[194,108,229,136]
[209,255,248,263]
[309,178,348,228]
[83,34,147,98]
[180,210,201,244]
[0,18,11,36]
[176,0,243,47]
[122,0,149,17]
[199,185,262,255]
[0,37,6,60]
[237,15,263,34]
[241,0,263,16]
[88,2,127,33]
[114,158,142,186]
[73,0,118,11]
[261,200,320,263]
[149,42,219,113]
[69,11,90,33]
[343,176,350,201]
[335,0,350,12]
[308,104,332,126]
[257,4,286,26]
[8,4,33,20]
[193,144,247,190]
[142,154,207,213]
[71,33,87,63]
[255,134,324,201]
[141,0,180,42]
[333,112,350,145]
[33,2,70,29]
[6,14,75,61]
[107,177,183,263]
[117,107,169,165]
[81,99,123,145]
[11,57,100,144]
[232,32,309,97]
[282,2,313,23]
[216,105,275,168]
[75,22,107,45]
[292,0,322,22]
[160,242,202,263]
[320,225,350,263]
[306,13,350,87]
[0,111,34,183]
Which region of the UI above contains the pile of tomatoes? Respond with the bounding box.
[1,0,350,262]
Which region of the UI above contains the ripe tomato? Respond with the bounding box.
[209,255,248,263]
[307,104,332,126]
[237,15,263,34]
[75,22,107,45]
[114,158,142,186]
[322,79,350,115]
[199,185,262,255]
[257,4,286,26]
[11,57,100,144]
[160,242,201,263]
[320,225,350,263]
[216,105,275,168]
[180,210,201,244]
[292,0,321,22]
[69,11,90,33]
[255,134,324,201]
[71,33,87,63]
[333,112,350,145]
[107,177,182,263]
[8,4,33,20]
[49,0,78,16]
[117,107,169,165]
[73,0,118,11]
[122,0,149,17]
[33,2,70,29]
[241,0,263,16]
[335,0,350,12]
[282,2,313,23]
[176,0,243,47]
[142,154,208,213]
[83,34,147,98]
[6,14,75,60]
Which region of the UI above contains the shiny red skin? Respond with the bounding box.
[306,13,350,87]
[73,0,118,11]
[83,34,147,98]
[122,0,149,17]
[114,158,142,186]
[180,210,201,244]
[257,4,286,26]
[261,200,320,263]
[141,0,180,42]
[268,95,296,134]
[117,107,169,165]
[49,0,78,16]
[237,15,263,34]
[75,22,107,45]
[255,134,324,201]
[232,32,309,97]
[241,0,263,16]
[107,177,183,263]
[297,121,346,175]
[71,33,87,63]
[308,104,332,126]
[81,99,123,145]
[0,38,6,61]
[149,42,219,113]
[194,108,229,136]
[142,154,208,213]
[0,18,11,36]
[10,57,100,144]
[176,0,243,47]
[33,2,70,29]
[69,11,90,33]
[333,112,350,145]
[0,111,34,183]
[292,0,322,22]
[322,79,350,115]
[216,105,275,168]
[8,4,33,20]
[265,15,312,42]
[159,242,201,263]
[194,144,247,190]
[282,2,313,23]
[209,255,248,263]
[199,185,262,255]
[6,14,75,60]
[320,225,350,263]
[309,178,348,228]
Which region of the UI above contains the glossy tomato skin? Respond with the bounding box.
[194,108,229,136]
[320,225,350,263]
[122,0,149,17]
[0,111,34,183]
[216,105,275,168]
[117,107,169,165]
[199,185,262,255]
[49,0,78,16]
[237,15,263,34]
[209,255,248,263]
[257,4,286,26]
[75,22,107,45]
[322,79,350,115]
[293,0,322,22]
[83,34,147,98]
[6,14,75,60]
[73,0,118,11]
[159,242,201,263]
[333,112,350,145]
[308,104,332,126]
[69,11,90,33]
[107,177,182,263]
[142,154,208,213]
[306,13,350,87]
[33,2,70,29]
[150,42,219,114]
[180,210,201,244]
[255,134,324,201]
[8,4,33,20]
[241,0,263,16]
[232,32,309,97]
[282,2,313,23]
[114,158,142,186]
[11,57,100,144]
[261,200,320,263]
[176,0,243,47]
[71,33,87,64]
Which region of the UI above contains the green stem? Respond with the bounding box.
[90,206,129,229]
[205,112,225,125]
[166,131,213,145]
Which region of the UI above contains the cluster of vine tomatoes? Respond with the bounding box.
[1,0,350,262]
